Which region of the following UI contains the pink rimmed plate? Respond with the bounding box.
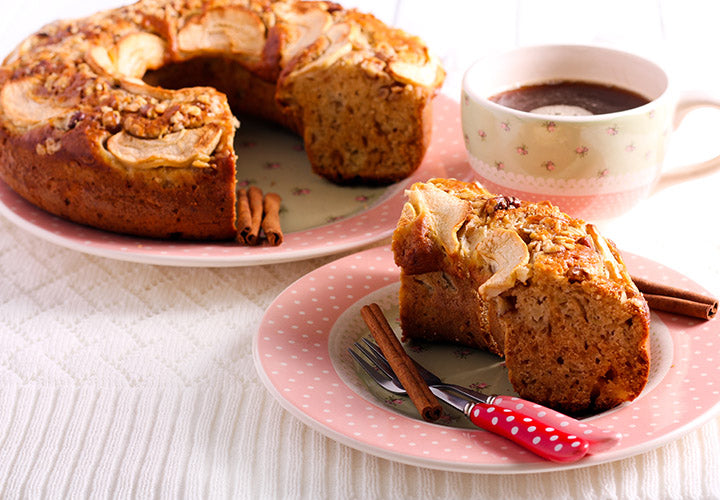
[253,245,720,473]
[0,96,469,267]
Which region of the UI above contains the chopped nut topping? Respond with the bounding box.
[566,267,590,283]
[185,105,202,117]
[35,136,61,155]
[154,101,169,114]
[101,109,121,131]
[44,137,61,154]
[575,235,595,249]
[67,111,85,129]
[487,195,521,213]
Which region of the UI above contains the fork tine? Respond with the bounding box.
[360,338,488,403]
[348,345,405,395]
[348,347,378,379]
[353,342,403,386]
[361,337,441,385]
[358,339,396,377]
[360,337,384,358]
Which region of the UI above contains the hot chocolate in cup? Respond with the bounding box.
[461,44,720,220]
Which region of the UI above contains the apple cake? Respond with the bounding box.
[392,178,650,414]
[0,0,444,239]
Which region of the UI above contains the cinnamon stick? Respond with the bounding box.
[261,193,283,246]
[360,303,442,422]
[632,275,717,320]
[239,186,263,245]
[236,188,252,245]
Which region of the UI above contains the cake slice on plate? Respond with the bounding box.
[392,178,650,414]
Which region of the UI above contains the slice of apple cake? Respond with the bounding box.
[392,178,650,414]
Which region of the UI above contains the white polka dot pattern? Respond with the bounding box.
[0,95,471,267]
[465,403,589,462]
[491,396,621,454]
[254,245,720,473]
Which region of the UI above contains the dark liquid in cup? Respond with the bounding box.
[489,80,651,116]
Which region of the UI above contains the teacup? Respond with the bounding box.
[461,44,720,220]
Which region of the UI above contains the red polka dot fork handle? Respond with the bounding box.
[429,384,621,455]
[490,395,622,454]
[432,387,591,463]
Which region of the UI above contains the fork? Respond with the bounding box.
[349,342,591,463]
[360,338,491,403]
[360,338,622,454]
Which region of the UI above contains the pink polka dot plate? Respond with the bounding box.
[253,245,720,473]
[0,96,469,267]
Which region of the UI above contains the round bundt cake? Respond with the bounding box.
[0,0,444,239]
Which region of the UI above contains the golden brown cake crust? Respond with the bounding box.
[0,0,444,239]
[392,178,650,414]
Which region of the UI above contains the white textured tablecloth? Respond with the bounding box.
[1,1,719,498]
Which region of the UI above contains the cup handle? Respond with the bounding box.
[654,91,720,192]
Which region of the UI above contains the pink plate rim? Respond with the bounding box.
[253,245,720,473]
